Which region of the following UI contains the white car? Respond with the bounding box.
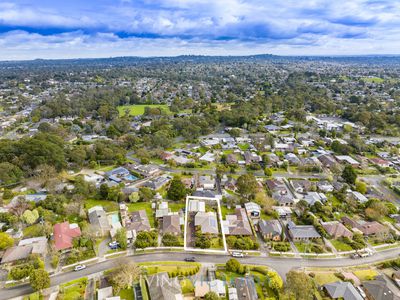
[74,264,86,271]
[231,252,244,258]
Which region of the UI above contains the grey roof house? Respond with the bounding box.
[195,212,219,234]
[323,282,363,300]
[88,206,111,235]
[287,221,321,241]
[258,219,283,241]
[147,272,183,300]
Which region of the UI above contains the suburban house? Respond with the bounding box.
[1,236,47,264]
[223,208,253,236]
[349,191,368,203]
[189,200,206,212]
[318,154,338,169]
[321,221,353,239]
[122,209,151,233]
[105,167,134,183]
[341,217,389,238]
[335,155,360,167]
[143,175,171,190]
[317,181,334,192]
[362,276,400,300]
[53,221,81,251]
[303,192,327,206]
[235,277,258,300]
[290,179,313,194]
[162,215,181,235]
[195,212,219,234]
[287,221,321,241]
[323,282,363,300]
[88,206,111,236]
[198,175,215,190]
[273,193,295,206]
[369,158,392,168]
[147,272,183,300]
[244,202,261,218]
[243,151,261,165]
[258,219,283,241]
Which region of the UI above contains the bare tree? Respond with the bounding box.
[109,259,142,293]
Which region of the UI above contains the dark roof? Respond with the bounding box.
[235,277,258,300]
[258,219,282,236]
[324,281,363,300]
[363,276,400,300]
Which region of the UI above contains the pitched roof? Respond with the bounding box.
[147,272,183,300]
[258,219,282,236]
[125,210,151,232]
[324,281,363,300]
[225,208,253,236]
[362,276,400,300]
[88,206,111,231]
[287,221,321,239]
[1,245,32,263]
[163,215,181,234]
[321,221,353,239]
[195,212,219,234]
[235,277,258,300]
[53,221,81,251]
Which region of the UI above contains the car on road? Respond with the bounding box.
[231,251,244,258]
[184,257,196,262]
[74,264,86,271]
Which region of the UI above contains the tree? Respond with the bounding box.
[139,187,154,202]
[237,173,258,199]
[129,191,140,202]
[22,209,39,225]
[225,259,243,273]
[365,201,388,220]
[285,271,314,300]
[342,165,357,185]
[355,181,367,194]
[109,259,141,293]
[204,291,220,300]
[30,269,50,291]
[115,228,128,250]
[0,232,14,250]
[267,270,283,292]
[0,162,23,185]
[167,176,187,201]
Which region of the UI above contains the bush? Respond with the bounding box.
[134,231,158,249]
[9,264,33,280]
[162,233,181,247]
[51,255,60,268]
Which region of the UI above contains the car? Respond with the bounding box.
[108,241,119,247]
[231,252,244,258]
[184,257,196,262]
[74,264,86,271]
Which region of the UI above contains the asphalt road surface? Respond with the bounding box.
[3,248,400,300]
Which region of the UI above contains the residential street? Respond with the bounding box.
[3,248,400,300]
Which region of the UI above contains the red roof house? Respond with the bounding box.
[53,221,81,251]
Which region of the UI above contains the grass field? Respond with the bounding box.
[84,199,119,212]
[313,272,340,285]
[117,104,169,116]
[353,269,378,281]
[361,77,384,84]
[180,279,194,294]
[330,239,353,252]
[220,206,235,218]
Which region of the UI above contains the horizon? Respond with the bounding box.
[1,1,400,60]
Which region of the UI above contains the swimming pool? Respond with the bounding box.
[124,174,138,181]
[110,213,120,224]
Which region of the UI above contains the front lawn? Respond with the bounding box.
[313,272,341,286]
[119,288,134,300]
[180,279,194,294]
[58,277,88,300]
[353,269,378,281]
[330,239,353,252]
[221,206,235,218]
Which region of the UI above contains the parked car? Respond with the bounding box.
[109,241,120,249]
[184,257,196,262]
[74,264,86,271]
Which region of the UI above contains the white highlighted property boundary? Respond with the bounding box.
[184,195,228,254]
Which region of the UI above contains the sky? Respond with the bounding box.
[0,0,400,60]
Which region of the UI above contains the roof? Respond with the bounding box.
[224,208,253,236]
[244,202,261,213]
[97,286,113,300]
[258,219,282,236]
[321,221,353,239]
[324,281,363,300]
[341,217,388,236]
[147,272,183,300]
[188,200,206,212]
[163,215,181,234]
[53,221,81,251]
[88,206,111,231]
[362,276,400,300]
[18,236,47,254]
[195,212,219,234]
[195,282,210,297]
[287,221,321,239]
[1,245,32,263]
[125,210,151,232]
[235,277,258,300]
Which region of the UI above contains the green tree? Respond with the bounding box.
[139,187,154,202]
[22,209,39,225]
[342,165,357,185]
[167,176,187,201]
[0,232,14,250]
[109,260,141,293]
[0,162,23,184]
[285,271,314,300]
[237,173,258,199]
[115,228,128,250]
[355,181,367,194]
[29,269,50,291]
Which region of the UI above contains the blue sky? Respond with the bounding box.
[0,0,400,60]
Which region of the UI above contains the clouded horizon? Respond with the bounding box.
[1,0,400,60]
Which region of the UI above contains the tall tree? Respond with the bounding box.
[342,165,357,185]
[237,173,258,199]
[30,269,50,292]
[167,176,187,201]
[285,271,314,300]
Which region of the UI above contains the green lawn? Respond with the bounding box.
[127,202,155,227]
[361,77,384,84]
[330,239,353,252]
[238,143,250,151]
[313,273,340,285]
[353,269,378,281]
[23,224,45,238]
[294,242,312,253]
[220,206,235,218]
[59,278,88,300]
[180,279,194,294]
[168,202,185,212]
[84,199,119,212]
[117,104,170,116]
[119,288,134,300]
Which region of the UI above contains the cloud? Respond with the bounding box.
[0,0,400,59]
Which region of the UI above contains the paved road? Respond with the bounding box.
[3,248,400,300]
